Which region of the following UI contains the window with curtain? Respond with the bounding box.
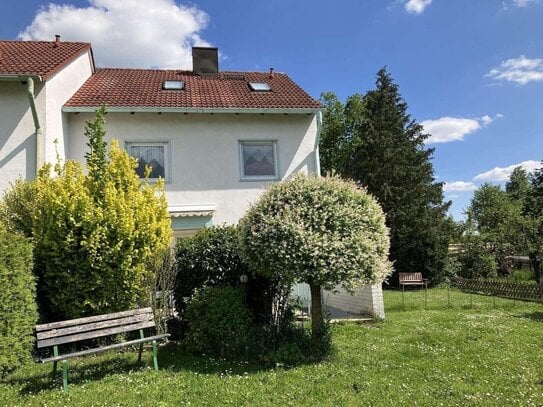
[126,142,169,181]
[239,140,278,180]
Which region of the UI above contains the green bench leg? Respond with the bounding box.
[62,360,68,392]
[152,340,158,370]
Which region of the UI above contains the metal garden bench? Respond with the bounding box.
[35,307,169,391]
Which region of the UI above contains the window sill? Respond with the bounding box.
[239,176,279,182]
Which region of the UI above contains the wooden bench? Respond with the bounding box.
[399,272,428,290]
[35,307,170,391]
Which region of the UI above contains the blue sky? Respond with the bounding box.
[2,0,542,220]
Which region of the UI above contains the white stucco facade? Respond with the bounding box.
[65,111,319,225]
[0,80,43,192]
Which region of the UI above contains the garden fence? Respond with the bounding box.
[453,277,543,303]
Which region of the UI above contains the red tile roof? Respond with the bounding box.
[0,40,92,80]
[65,68,321,111]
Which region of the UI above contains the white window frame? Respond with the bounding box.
[238,140,279,181]
[125,141,171,182]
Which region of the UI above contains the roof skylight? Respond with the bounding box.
[163,80,185,90]
[248,82,271,91]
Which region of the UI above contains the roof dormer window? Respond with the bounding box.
[248,82,271,92]
[163,80,185,90]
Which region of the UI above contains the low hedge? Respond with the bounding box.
[0,226,37,377]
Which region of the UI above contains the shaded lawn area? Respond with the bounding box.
[1,289,542,406]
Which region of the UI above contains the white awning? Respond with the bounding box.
[167,204,216,218]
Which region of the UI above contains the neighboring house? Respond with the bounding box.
[0,37,384,318]
[0,37,94,192]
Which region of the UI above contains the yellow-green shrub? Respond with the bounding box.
[3,108,171,320]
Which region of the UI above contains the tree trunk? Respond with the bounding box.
[309,283,323,336]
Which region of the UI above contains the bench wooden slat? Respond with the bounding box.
[40,334,170,363]
[36,313,154,341]
[37,320,156,348]
[35,308,153,332]
[399,272,427,288]
[399,272,424,281]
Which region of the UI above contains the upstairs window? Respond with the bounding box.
[126,141,169,181]
[239,140,278,181]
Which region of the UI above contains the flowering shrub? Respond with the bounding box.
[239,173,392,334]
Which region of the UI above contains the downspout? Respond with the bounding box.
[26,76,44,175]
[314,110,322,176]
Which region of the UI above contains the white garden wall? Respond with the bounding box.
[292,283,386,319]
[323,285,385,319]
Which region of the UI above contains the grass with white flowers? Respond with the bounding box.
[1,288,542,406]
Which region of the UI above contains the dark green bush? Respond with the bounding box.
[184,286,252,358]
[458,241,497,279]
[173,225,248,316]
[0,226,37,377]
[441,254,461,283]
[257,320,333,366]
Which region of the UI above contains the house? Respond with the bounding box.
[0,37,321,238]
[0,37,384,318]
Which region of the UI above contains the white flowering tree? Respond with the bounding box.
[239,174,392,335]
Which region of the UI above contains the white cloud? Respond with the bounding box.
[443,181,478,192]
[404,0,432,14]
[480,115,493,126]
[474,160,541,182]
[422,114,501,144]
[513,0,539,7]
[486,56,543,85]
[18,0,210,69]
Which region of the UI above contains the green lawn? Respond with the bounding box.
[1,289,542,406]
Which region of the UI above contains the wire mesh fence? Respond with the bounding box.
[384,285,541,312]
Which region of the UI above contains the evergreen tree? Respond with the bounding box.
[525,162,543,219]
[525,161,543,283]
[319,68,450,284]
[506,166,531,204]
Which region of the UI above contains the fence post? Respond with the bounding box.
[424,286,428,309]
